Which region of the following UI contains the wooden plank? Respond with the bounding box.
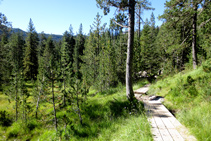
[157,109,184,141]
[145,101,163,141]
[144,101,154,117]
[167,116,197,141]
[149,117,163,141]
[158,104,197,141]
[168,128,185,141]
[141,85,197,141]
[152,105,174,141]
[151,101,185,141]
[153,102,197,141]
[158,128,173,141]
[160,116,175,129]
[134,87,149,94]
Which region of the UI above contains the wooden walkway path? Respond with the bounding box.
[134,86,197,141]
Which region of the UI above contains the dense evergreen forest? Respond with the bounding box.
[0,0,210,140]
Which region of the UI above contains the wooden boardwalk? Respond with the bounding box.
[134,86,197,141]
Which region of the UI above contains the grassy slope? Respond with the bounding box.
[0,80,152,140]
[149,66,211,141]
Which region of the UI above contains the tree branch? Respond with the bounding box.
[180,34,190,46]
[180,28,192,46]
[198,18,211,28]
[112,19,129,28]
[108,1,118,8]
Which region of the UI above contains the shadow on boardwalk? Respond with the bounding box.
[135,85,197,141]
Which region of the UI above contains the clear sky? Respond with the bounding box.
[0,0,166,35]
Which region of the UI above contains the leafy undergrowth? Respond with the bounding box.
[149,60,211,141]
[0,80,152,140]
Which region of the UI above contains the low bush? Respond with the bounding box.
[27,119,39,131]
[0,110,12,127]
[202,58,211,73]
[6,122,22,139]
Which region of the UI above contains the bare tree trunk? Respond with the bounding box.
[137,6,141,40]
[35,75,45,119]
[126,0,135,101]
[15,73,18,121]
[63,79,66,106]
[192,2,197,69]
[76,90,82,125]
[22,89,26,123]
[52,76,57,131]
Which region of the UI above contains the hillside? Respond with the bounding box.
[11,28,63,42]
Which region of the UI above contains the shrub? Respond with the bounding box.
[0,110,12,127]
[39,130,57,141]
[6,122,22,139]
[187,76,194,85]
[27,119,39,131]
[202,58,211,73]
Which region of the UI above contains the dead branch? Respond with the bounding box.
[112,19,129,28]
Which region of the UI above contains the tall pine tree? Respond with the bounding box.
[23,19,39,79]
[74,24,85,79]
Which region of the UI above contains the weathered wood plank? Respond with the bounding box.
[149,117,163,141]
[156,107,184,141]
[139,84,197,141]
[152,105,174,141]
[134,85,149,94]
[168,116,197,141]
[157,103,197,141]
[168,128,185,141]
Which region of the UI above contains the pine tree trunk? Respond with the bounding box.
[63,79,66,106]
[192,3,197,69]
[22,90,26,123]
[15,73,18,121]
[35,75,44,119]
[138,6,141,40]
[35,92,41,119]
[52,77,57,131]
[76,91,83,125]
[126,0,135,101]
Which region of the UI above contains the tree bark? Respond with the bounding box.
[192,3,197,69]
[76,91,83,125]
[63,78,66,106]
[35,75,45,119]
[15,73,18,121]
[126,0,135,101]
[52,76,57,131]
[137,6,141,40]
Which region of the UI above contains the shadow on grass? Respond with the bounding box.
[67,99,143,139]
[98,88,120,95]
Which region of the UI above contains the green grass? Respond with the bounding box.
[177,102,211,141]
[0,80,152,140]
[148,63,211,140]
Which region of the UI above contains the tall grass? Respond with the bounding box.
[178,102,211,141]
[149,63,211,140]
[0,80,152,140]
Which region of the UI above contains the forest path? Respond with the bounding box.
[134,85,197,141]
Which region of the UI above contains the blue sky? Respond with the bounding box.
[0,0,166,35]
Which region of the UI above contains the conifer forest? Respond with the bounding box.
[0,0,211,140]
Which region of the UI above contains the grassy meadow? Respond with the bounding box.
[0,80,153,140]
